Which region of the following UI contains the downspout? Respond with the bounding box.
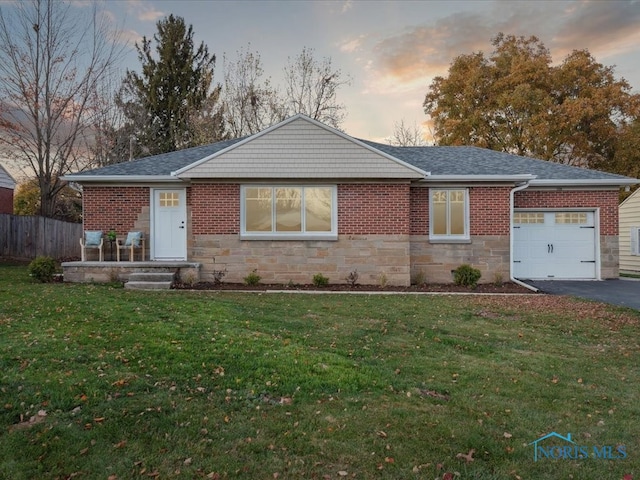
[510,181,539,292]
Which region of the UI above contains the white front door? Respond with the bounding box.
[513,211,597,279]
[152,189,187,260]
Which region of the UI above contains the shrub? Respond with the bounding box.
[212,268,227,285]
[412,269,426,286]
[345,270,359,287]
[28,256,57,283]
[453,264,482,288]
[312,273,329,287]
[244,269,261,286]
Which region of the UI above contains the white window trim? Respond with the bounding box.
[429,188,470,242]
[240,185,338,240]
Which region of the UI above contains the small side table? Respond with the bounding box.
[107,239,116,261]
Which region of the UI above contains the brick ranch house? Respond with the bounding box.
[63,114,637,286]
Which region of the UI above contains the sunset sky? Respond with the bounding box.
[101,0,640,143]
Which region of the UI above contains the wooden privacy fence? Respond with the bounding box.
[0,214,83,260]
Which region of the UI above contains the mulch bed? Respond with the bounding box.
[173,281,536,294]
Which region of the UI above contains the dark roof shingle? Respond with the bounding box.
[70,129,635,183]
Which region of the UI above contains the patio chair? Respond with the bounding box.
[116,231,145,262]
[80,230,104,262]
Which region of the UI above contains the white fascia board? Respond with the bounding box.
[530,178,639,187]
[423,174,536,183]
[61,175,183,183]
[173,113,429,179]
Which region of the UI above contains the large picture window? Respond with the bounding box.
[242,186,337,239]
[430,188,469,241]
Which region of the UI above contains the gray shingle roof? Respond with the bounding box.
[359,141,633,181]
[69,122,635,184]
[70,137,246,177]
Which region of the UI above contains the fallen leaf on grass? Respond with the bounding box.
[113,440,127,449]
[418,389,450,401]
[456,448,475,463]
[9,410,47,432]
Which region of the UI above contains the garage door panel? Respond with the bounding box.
[513,211,596,280]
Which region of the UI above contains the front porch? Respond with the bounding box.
[62,261,201,284]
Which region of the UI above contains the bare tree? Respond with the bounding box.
[87,71,130,167]
[283,47,350,129]
[0,0,123,217]
[387,119,429,146]
[222,46,285,138]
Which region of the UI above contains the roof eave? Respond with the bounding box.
[423,174,536,182]
[61,175,183,183]
[530,179,639,187]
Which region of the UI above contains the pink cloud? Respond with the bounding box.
[126,0,164,22]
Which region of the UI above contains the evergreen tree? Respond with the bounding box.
[117,14,225,157]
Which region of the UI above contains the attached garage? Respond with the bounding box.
[513,210,597,280]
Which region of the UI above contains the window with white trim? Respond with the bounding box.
[430,188,469,240]
[241,186,337,239]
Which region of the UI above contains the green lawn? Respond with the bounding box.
[0,263,638,479]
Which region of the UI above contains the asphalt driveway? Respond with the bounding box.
[527,278,640,310]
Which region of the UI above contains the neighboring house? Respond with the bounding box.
[619,188,640,274]
[0,163,16,214]
[63,114,638,285]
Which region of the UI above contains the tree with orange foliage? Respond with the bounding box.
[424,34,640,171]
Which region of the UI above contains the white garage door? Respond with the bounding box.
[513,211,597,279]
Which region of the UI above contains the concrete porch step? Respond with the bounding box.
[125,280,173,290]
[125,272,175,290]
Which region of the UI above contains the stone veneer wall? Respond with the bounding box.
[410,235,510,284]
[191,235,410,286]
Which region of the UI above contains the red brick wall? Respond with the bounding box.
[0,188,13,214]
[83,185,618,239]
[82,186,149,233]
[515,189,619,235]
[338,184,410,235]
[410,187,428,235]
[469,187,512,235]
[191,183,240,234]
